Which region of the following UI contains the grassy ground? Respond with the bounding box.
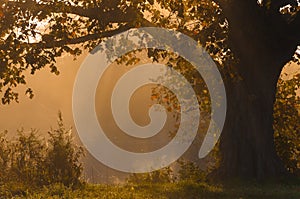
[1,181,299,199]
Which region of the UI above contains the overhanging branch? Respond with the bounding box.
[0,23,134,51]
[7,0,131,24]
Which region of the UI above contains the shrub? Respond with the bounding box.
[0,131,11,183]
[127,166,174,184]
[177,159,207,182]
[44,112,84,187]
[0,112,84,193]
[9,130,47,186]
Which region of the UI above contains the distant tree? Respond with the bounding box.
[274,73,300,176]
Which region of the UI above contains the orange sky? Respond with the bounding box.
[0,50,298,183]
[0,53,299,135]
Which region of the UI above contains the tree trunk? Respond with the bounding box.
[213,0,299,180]
[216,38,293,180]
[217,65,287,180]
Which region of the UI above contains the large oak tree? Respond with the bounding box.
[214,0,299,180]
[0,0,299,180]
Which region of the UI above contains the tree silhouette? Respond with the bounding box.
[214,0,299,180]
[0,0,299,180]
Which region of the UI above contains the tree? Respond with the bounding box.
[0,0,299,180]
[213,0,299,180]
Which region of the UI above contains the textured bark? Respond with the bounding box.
[218,70,287,180]
[214,0,299,180]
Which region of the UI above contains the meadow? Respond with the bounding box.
[1,180,299,199]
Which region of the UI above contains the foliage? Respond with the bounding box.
[0,0,233,104]
[0,131,11,182]
[177,159,207,182]
[127,166,174,184]
[44,112,84,186]
[274,73,300,176]
[0,0,298,105]
[10,130,47,185]
[0,0,299,183]
[0,113,84,189]
[0,107,299,198]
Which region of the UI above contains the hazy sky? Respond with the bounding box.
[0,49,298,182]
[0,53,298,134]
[0,54,83,134]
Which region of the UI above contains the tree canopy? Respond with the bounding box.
[0,0,299,103]
[0,0,232,103]
[0,0,299,180]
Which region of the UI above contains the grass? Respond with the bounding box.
[1,181,299,199]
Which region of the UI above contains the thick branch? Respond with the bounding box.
[288,12,300,40]
[36,23,134,48]
[0,23,134,51]
[8,1,131,24]
[215,0,299,44]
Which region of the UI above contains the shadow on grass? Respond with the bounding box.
[2,180,300,199]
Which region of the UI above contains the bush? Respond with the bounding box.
[0,112,84,195]
[0,131,11,183]
[127,166,174,184]
[10,130,46,186]
[44,112,84,186]
[177,159,207,182]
